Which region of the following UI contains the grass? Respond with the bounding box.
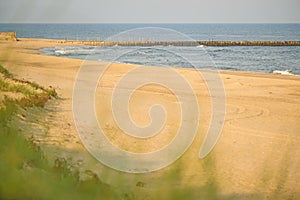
[0,65,117,199]
[0,64,57,99]
[0,65,12,78]
[0,99,117,200]
[0,77,35,96]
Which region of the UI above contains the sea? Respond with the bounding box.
[1,23,299,75]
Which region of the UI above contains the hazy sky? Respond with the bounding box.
[0,0,299,23]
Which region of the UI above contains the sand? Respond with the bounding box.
[0,38,299,199]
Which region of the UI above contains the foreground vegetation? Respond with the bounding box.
[0,65,117,199]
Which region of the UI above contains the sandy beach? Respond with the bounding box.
[0,38,299,199]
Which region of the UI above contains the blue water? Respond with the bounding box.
[1,23,300,74]
[1,23,300,41]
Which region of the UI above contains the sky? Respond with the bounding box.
[0,0,299,23]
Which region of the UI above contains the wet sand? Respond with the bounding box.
[0,38,299,199]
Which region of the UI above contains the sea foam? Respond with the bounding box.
[272,70,294,75]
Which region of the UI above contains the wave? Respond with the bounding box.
[55,49,68,55]
[272,70,294,75]
[136,51,147,56]
[54,47,93,56]
[42,45,300,75]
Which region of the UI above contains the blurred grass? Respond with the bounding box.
[0,77,35,96]
[148,155,220,200]
[0,65,12,78]
[0,65,117,200]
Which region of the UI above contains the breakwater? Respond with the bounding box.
[78,40,300,46]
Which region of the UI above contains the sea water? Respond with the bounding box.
[1,23,299,74]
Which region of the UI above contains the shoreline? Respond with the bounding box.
[0,38,299,199]
[15,37,300,77]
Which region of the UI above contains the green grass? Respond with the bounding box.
[0,96,117,200]
[0,65,117,199]
[0,77,9,90]
[0,102,117,200]
[0,65,12,78]
[0,64,57,99]
[0,78,35,96]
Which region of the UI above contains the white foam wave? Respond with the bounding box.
[55,49,68,55]
[272,70,294,75]
[54,47,93,56]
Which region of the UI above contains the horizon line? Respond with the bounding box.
[1,22,300,24]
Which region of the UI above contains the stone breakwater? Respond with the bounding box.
[0,32,17,41]
[3,33,300,46]
[82,41,300,46]
[76,40,300,46]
